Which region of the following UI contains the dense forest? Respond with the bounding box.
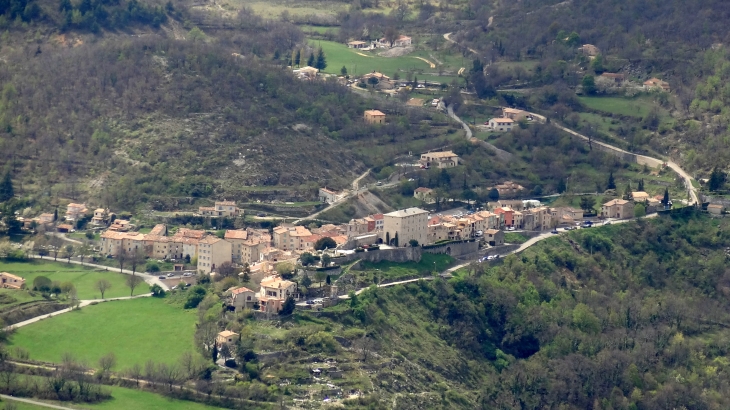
[329,213,730,408]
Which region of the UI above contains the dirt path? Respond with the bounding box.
[33,255,169,290]
[355,52,373,58]
[1,395,76,410]
[5,294,153,331]
[443,32,480,56]
[412,56,436,68]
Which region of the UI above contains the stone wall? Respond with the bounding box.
[333,240,480,266]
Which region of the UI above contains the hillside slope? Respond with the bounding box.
[271,213,730,408]
[0,38,373,210]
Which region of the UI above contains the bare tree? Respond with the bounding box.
[49,235,64,261]
[217,261,236,278]
[194,321,218,354]
[95,279,111,299]
[127,363,142,387]
[117,247,128,273]
[98,352,116,373]
[126,274,144,297]
[157,363,180,391]
[144,360,157,388]
[63,244,75,263]
[77,242,91,265]
[129,248,146,275]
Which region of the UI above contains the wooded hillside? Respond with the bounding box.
[332,213,730,408]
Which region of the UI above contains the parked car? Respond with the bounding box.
[183,272,192,277]
[551,229,559,234]
[313,298,324,304]
[507,227,516,231]
[166,273,175,277]
[158,276,166,280]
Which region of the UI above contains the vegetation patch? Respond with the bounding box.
[10,297,199,369]
[0,260,138,300]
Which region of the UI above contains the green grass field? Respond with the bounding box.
[87,385,225,410]
[10,297,199,369]
[313,39,432,77]
[0,287,44,310]
[357,253,454,281]
[3,381,226,410]
[504,232,529,244]
[578,96,657,118]
[0,260,139,300]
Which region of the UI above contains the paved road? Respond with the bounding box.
[33,255,168,290]
[0,394,76,410]
[445,214,659,274]
[338,275,452,299]
[447,104,513,161]
[46,232,83,245]
[4,293,153,331]
[293,168,373,223]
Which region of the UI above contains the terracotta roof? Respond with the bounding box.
[174,228,206,239]
[372,213,384,220]
[364,110,386,116]
[491,117,514,123]
[218,330,238,338]
[224,230,248,240]
[200,236,224,245]
[421,151,458,158]
[708,204,723,209]
[414,187,433,193]
[57,224,73,230]
[0,272,24,281]
[231,286,254,294]
[149,224,167,236]
[604,199,630,206]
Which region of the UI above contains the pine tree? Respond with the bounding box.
[340,65,348,76]
[607,171,616,190]
[306,52,315,67]
[637,179,645,191]
[662,188,670,206]
[294,49,301,67]
[315,47,327,70]
[0,171,13,202]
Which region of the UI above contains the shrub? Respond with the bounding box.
[146,261,160,272]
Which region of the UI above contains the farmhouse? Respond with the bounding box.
[364,110,386,124]
[414,187,434,202]
[643,78,670,92]
[347,40,368,49]
[380,35,412,47]
[318,187,341,204]
[229,286,256,311]
[0,272,25,289]
[708,204,724,215]
[489,118,514,131]
[419,151,460,169]
[502,108,531,121]
[258,275,298,313]
[600,73,627,84]
[65,203,87,222]
[601,199,634,219]
[216,330,239,347]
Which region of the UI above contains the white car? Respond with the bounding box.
[507,227,516,231]
[182,272,192,277]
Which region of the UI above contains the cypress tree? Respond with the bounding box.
[607,171,616,190]
[306,52,315,67]
[315,47,327,70]
[662,188,670,206]
[0,171,12,202]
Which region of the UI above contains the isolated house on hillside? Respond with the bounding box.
[347,40,368,49]
[0,272,25,289]
[364,110,386,124]
[643,78,670,92]
[601,199,634,219]
[419,151,460,169]
[489,118,514,131]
